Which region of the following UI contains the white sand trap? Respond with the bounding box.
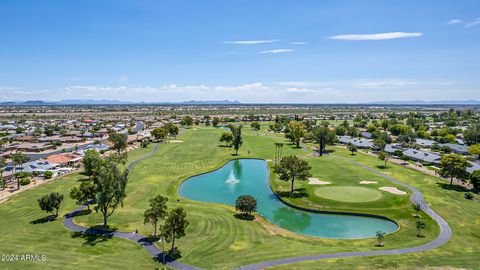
[379,186,407,195]
[170,140,184,143]
[193,128,198,130]
[308,177,331,185]
[266,159,272,162]
[360,181,378,185]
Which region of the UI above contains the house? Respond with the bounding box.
[402,149,442,164]
[415,138,436,148]
[467,161,480,174]
[44,153,83,166]
[10,142,55,152]
[438,143,470,155]
[385,144,404,154]
[337,136,374,148]
[360,132,372,139]
[3,160,60,176]
[76,143,110,154]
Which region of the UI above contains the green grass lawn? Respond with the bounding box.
[0,125,479,269]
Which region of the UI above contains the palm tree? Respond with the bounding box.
[412,202,421,218]
[12,151,29,189]
[0,157,6,190]
[416,221,426,237]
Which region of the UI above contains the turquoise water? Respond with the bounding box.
[178,159,398,239]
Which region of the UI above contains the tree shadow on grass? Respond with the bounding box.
[375,165,388,170]
[436,182,470,193]
[30,215,57,224]
[71,226,118,246]
[276,188,308,198]
[233,213,255,221]
[153,247,182,263]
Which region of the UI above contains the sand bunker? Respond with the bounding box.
[308,177,331,185]
[360,181,378,185]
[379,186,407,195]
[170,140,184,143]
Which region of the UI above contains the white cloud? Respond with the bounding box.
[215,82,268,92]
[259,49,293,54]
[465,18,480,28]
[223,40,278,45]
[447,19,463,25]
[286,87,314,93]
[327,32,422,41]
[290,41,308,45]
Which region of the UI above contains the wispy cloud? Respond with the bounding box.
[447,19,463,25]
[328,32,422,41]
[290,41,308,45]
[465,18,480,28]
[259,49,293,54]
[223,39,278,45]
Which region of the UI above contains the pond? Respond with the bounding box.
[178,159,398,239]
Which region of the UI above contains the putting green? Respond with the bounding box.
[314,186,383,203]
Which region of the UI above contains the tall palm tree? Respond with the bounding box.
[12,151,29,189]
[0,157,6,190]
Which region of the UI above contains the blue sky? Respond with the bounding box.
[0,0,479,103]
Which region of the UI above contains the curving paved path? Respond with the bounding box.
[63,143,202,270]
[235,156,452,270]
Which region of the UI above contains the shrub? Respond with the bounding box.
[20,178,31,186]
[464,193,474,200]
[44,171,53,179]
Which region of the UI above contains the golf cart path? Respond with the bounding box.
[235,156,452,270]
[63,144,202,270]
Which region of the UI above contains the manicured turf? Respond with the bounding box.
[0,124,479,269]
[313,186,383,203]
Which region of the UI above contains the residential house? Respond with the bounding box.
[402,149,442,164]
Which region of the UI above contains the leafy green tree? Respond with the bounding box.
[373,138,386,151]
[180,116,193,126]
[38,192,64,217]
[470,170,480,190]
[165,123,179,138]
[273,155,312,193]
[161,207,189,253]
[43,171,53,179]
[375,231,385,247]
[347,143,357,155]
[287,121,305,148]
[108,132,127,153]
[83,150,102,176]
[235,195,257,218]
[468,144,480,159]
[151,127,167,141]
[378,151,388,167]
[219,132,233,147]
[70,181,96,210]
[335,126,347,136]
[229,125,243,155]
[416,221,426,237]
[144,195,168,237]
[93,159,128,227]
[212,117,220,127]
[251,122,261,131]
[439,154,471,186]
[312,126,332,156]
[463,123,480,145]
[0,157,6,189]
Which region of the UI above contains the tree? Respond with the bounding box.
[93,159,128,227]
[70,181,96,210]
[219,132,233,147]
[335,126,347,136]
[44,171,53,179]
[165,123,179,138]
[287,121,305,148]
[312,126,332,156]
[347,143,357,155]
[0,157,6,189]
[463,123,480,145]
[12,151,29,189]
[251,122,261,131]
[235,195,257,218]
[144,195,168,237]
[38,192,64,217]
[273,155,312,193]
[180,116,193,126]
[416,221,426,237]
[378,151,388,168]
[212,117,220,127]
[229,124,243,155]
[108,132,127,153]
[375,231,385,247]
[373,138,386,151]
[468,144,480,159]
[412,202,421,218]
[439,154,471,186]
[83,150,102,176]
[151,127,167,141]
[470,170,480,190]
[161,207,189,253]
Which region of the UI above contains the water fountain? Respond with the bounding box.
[225,170,240,184]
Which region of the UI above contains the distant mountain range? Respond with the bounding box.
[0,99,242,106]
[0,99,478,106]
